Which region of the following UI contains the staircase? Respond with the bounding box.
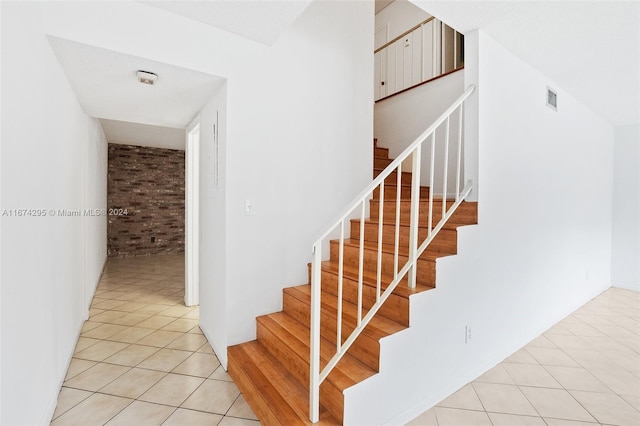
[228,143,478,425]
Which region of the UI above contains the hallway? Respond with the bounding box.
[51,255,259,425]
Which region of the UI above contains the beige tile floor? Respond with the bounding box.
[52,254,260,426]
[53,255,639,426]
[408,288,640,426]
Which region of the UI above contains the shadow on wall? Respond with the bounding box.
[107,143,185,257]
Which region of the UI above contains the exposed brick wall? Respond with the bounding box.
[107,143,185,257]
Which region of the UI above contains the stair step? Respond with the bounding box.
[351,219,458,254]
[289,285,406,336]
[228,341,340,425]
[284,285,406,352]
[370,199,478,225]
[374,157,393,169]
[321,260,432,300]
[374,168,412,184]
[330,238,443,286]
[283,285,405,371]
[256,312,377,422]
[372,183,430,200]
[306,261,434,327]
[374,146,389,159]
[319,263,410,327]
[283,288,380,371]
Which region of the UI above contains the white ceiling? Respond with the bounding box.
[100,119,186,150]
[410,0,640,126]
[142,0,312,46]
[48,36,223,148]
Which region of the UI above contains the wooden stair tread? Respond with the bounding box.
[229,342,340,425]
[369,198,477,207]
[375,181,428,189]
[374,166,406,172]
[373,167,412,176]
[353,218,464,231]
[285,285,406,338]
[320,260,433,298]
[259,312,377,388]
[335,238,452,262]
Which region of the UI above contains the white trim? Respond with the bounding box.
[42,316,86,424]
[612,282,640,291]
[185,118,200,307]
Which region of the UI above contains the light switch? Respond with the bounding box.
[245,199,255,216]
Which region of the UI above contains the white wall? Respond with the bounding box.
[0,3,108,424]
[374,69,464,193]
[198,83,229,367]
[611,124,640,290]
[223,0,373,349]
[375,0,431,50]
[344,30,614,425]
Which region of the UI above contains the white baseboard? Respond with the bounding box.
[40,317,85,425]
[42,256,107,424]
[612,281,640,292]
[199,323,228,371]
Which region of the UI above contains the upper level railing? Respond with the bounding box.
[375,17,464,101]
[309,85,476,422]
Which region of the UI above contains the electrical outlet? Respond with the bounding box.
[465,325,472,344]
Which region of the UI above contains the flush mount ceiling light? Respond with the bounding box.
[136,70,158,85]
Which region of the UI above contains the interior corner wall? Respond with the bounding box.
[611,124,640,290]
[344,30,614,425]
[0,2,107,424]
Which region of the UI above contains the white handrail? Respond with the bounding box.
[309,85,476,422]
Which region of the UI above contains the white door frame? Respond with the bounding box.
[185,119,200,306]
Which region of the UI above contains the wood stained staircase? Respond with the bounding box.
[228,143,478,425]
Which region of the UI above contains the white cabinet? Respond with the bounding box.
[374,19,461,102]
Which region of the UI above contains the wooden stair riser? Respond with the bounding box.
[229,343,329,425]
[374,157,393,169]
[372,184,430,200]
[283,291,381,371]
[374,169,413,184]
[283,286,406,351]
[256,317,309,386]
[374,147,389,158]
[369,199,478,225]
[329,240,436,285]
[351,220,458,254]
[256,316,346,422]
[319,267,410,326]
[228,354,283,425]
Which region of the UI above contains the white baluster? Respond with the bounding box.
[408,146,422,289]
